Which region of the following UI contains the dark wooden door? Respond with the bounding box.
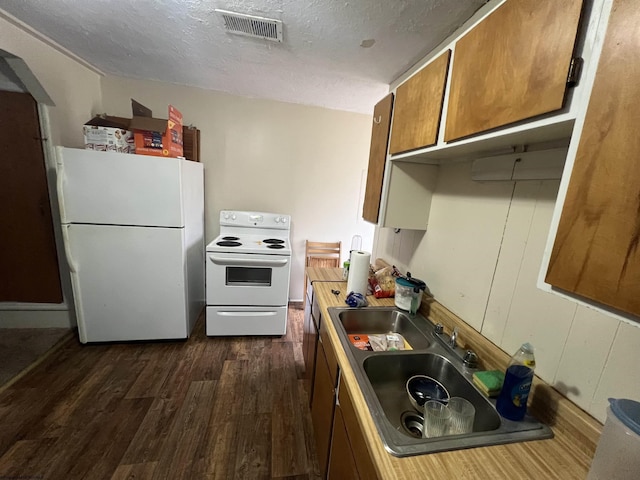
[445,0,584,141]
[545,0,640,317]
[0,91,62,303]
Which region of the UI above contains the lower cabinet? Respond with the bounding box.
[327,405,360,480]
[311,334,336,478]
[331,377,378,480]
[302,281,318,403]
[309,298,378,479]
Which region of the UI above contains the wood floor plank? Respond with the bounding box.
[189,335,232,382]
[0,437,57,478]
[0,306,320,479]
[297,380,322,480]
[64,397,153,480]
[151,380,216,480]
[121,339,212,464]
[234,413,272,480]
[202,420,241,480]
[111,462,158,480]
[126,344,179,399]
[271,382,309,477]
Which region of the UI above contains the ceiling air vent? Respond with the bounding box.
[215,9,283,42]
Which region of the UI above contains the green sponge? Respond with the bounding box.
[472,370,505,397]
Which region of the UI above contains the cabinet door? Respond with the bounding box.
[303,295,319,404]
[362,93,393,223]
[327,405,360,480]
[337,377,378,480]
[311,344,335,478]
[319,308,338,383]
[546,0,640,317]
[445,0,584,142]
[380,162,438,230]
[389,50,451,155]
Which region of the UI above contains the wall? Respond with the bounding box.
[0,12,102,147]
[374,161,640,423]
[0,10,103,327]
[101,75,375,301]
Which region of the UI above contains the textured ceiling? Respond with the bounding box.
[0,0,486,114]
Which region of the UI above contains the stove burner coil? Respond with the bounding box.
[267,244,285,249]
[222,236,240,241]
[263,238,285,244]
[217,241,242,247]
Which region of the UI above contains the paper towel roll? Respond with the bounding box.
[346,250,371,296]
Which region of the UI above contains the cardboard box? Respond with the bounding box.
[129,99,183,158]
[83,115,135,153]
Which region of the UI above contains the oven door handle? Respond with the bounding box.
[217,311,278,317]
[208,256,289,267]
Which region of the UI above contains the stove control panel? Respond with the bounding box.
[220,211,291,230]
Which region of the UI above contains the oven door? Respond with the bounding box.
[206,252,291,306]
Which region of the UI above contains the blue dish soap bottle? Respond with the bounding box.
[496,343,536,421]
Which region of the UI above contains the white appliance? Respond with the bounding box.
[206,210,291,336]
[56,147,204,343]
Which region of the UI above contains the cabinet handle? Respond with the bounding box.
[373,115,382,124]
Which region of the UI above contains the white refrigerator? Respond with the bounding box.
[56,147,204,343]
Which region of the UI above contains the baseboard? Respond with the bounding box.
[0,309,73,328]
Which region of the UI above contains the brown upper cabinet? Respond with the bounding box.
[362,93,393,224]
[545,0,640,318]
[444,0,584,142]
[389,50,451,155]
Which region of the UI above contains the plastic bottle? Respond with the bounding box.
[342,260,350,281]
[496,343,536,421]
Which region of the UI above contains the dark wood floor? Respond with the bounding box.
[0,304,321,480]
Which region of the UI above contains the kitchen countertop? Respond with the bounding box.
[309,273,603,479]
[306,266,345,283]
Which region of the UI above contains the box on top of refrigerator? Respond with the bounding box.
[83,115,135,153]
[129,99,183,158]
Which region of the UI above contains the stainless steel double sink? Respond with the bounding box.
[327,307,553,457]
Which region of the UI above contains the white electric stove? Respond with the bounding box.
[205,210,292,336]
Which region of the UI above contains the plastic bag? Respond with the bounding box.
[370,266,397,298]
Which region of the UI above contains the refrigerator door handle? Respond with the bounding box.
[208,256,289,267]
[55,149,67,222]
[61,224,87,343]
[61,224,78,272]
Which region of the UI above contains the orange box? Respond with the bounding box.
[129,100,183,158]
[348,334,373,351]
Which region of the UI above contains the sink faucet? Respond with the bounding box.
[433,323,480,369]
[449,327,458,348]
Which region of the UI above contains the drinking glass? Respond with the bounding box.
[447,397,475,435]
[423,400,451,438]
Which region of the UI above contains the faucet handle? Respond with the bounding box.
[463,350,478,369]
[434,323,444,335]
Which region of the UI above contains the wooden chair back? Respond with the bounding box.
[303,241,342,304]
